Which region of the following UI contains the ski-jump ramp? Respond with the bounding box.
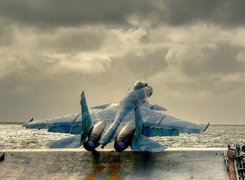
[0,148,228,180]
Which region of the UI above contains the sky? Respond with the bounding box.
[0,0,245,124]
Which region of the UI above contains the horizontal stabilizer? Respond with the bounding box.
[48,125,83,134]
[91,103,111,109]
[49,135,83,148]
[132,135,166,152]
[151,104,167,111]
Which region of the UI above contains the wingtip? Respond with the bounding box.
[22,117,34,127]
[202,122,210,132]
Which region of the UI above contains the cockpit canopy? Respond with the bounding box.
[133,80,153,97]
[133,81,148,90]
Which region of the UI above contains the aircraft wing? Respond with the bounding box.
[24,104,119,134]
[157,115,209,133]
[24,101,208,138]
[24,114,80,129]
[139,107,209,137]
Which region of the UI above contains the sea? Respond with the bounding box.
[0,124,244,149]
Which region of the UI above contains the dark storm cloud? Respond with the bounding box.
[1,0,245,27]
[181,43,245,77]
[164,0,245,26]
[0,0,161,27]
[0,20,14,46]
[0,57,136,121]
[36,27,107,53]
[122,50,168,78]
[1,0,245,124]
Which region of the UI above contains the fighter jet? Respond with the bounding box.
[24,81,209,152]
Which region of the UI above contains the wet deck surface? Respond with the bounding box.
[0,149,228,180]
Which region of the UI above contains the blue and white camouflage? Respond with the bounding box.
[24,81,209,152]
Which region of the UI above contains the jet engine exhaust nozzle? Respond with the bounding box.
[83,140,96,151]
[114,123,135,152]
[83,121,106,151]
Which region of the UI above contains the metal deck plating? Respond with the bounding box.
[0,148,228,180]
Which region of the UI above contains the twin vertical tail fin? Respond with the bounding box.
[49,91,93,148]
[80,91,93,141]
[131,100,166,152]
